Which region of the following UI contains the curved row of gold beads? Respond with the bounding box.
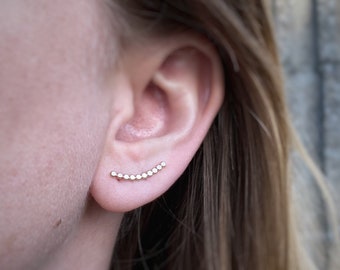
[110,161,166,181]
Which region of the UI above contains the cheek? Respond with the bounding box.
[0,95,108,268]
[0,1,114,268]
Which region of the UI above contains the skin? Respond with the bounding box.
[0,1,122,269]
[0,1,224,269]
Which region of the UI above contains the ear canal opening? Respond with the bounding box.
[116,46,216,144]
[115,83,170,142]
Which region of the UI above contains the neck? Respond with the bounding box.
[43,198,123,270]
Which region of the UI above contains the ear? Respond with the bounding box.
[90,34,224,212]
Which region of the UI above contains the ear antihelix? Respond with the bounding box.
[110,161,166,181]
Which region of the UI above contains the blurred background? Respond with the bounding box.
[271,0,339,269]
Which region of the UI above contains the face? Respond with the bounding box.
[0,1,118,268]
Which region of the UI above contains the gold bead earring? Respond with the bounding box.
[110,161,166,181]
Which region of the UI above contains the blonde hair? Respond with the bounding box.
[110,1,338,269]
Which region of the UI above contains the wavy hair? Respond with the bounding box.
[110,1,337,269]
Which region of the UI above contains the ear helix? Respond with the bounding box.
[110,161,166,181]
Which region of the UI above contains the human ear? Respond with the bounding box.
[90,34,224,212]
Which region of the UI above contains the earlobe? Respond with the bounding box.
[90,35,224,213]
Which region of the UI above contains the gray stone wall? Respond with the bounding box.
[272,0,340,269]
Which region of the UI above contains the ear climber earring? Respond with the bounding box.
[110,161,166,181]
